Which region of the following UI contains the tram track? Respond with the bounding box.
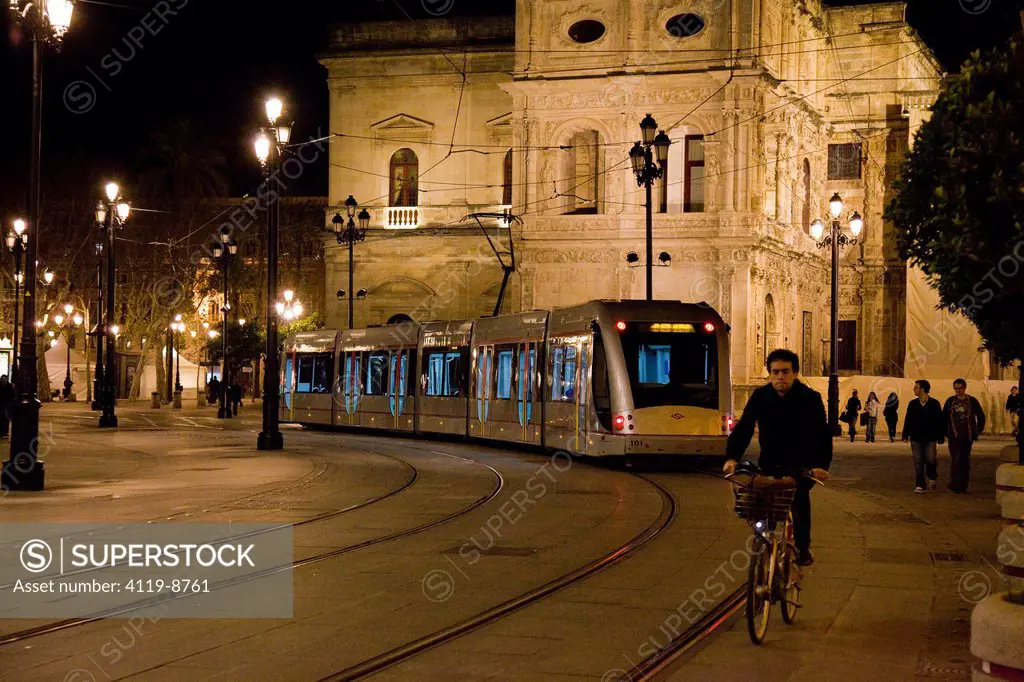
[0,442,503,647]
[317,471,678,681]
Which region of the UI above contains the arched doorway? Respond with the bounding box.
[387,313,415,326]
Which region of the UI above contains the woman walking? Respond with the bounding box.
[883,391,900,443]
[865,392,880,443]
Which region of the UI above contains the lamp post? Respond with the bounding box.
[90,223,103,411]
[55,304,82,400]
[330,196,371,330]
[255,97,292,451]
[6,219,28,374]
[98,184,130,429]
[211,238,237,419]
[629,114,671,302]
[810,192,864,437]
[5,0,75,491]
[170,314,185,396]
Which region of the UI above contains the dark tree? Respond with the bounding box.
[887,37,1024,461]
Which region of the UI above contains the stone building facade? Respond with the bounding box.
[320,0,942,392]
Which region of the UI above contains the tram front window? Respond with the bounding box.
[620,323,718,409]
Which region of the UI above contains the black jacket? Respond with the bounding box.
[726,380,832,473]
[845,396,861,418]
[1008,394,1021,413]
[901,397,944,444]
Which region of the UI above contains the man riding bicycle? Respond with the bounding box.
[723,349,832,566]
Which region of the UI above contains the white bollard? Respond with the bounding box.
[996,464,1024,506]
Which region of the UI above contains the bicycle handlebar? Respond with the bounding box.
[724,461,826,486]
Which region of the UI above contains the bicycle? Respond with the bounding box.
[726,461,824,645]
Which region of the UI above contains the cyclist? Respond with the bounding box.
[723,349,832,566]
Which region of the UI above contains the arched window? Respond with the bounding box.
[563,130,600,214]
[802,159,812,233]
[502,149,513,205]
[389,148,418,207]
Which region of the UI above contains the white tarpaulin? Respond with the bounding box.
[44,338,91,399]
[134,346,203,398]
[905,265,985,380]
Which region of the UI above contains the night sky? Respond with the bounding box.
[0,0,1021,209]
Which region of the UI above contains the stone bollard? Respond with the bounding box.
[996,464,1024,506]
[197,392,206,408]
[173,390,182,409]
[1000,445,1019,464]
[971,468,1024,680]
[151,391,161,409]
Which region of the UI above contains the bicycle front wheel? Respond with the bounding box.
[746,534,773,645]
[780,543,799,624]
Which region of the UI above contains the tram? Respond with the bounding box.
[280,300,732,457]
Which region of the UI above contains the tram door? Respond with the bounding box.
[517,342,538,443]
[388,349,410,429]
[475,346,493,438]
[339,351,361,425]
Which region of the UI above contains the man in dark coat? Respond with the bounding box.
[845,390,862,442]
[230,382,242,416]
[724,349,832,566]
[902,379,945,493]
[943,378,985,494]
[0,375,14,439]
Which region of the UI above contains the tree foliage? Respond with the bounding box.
[887,38,1024,366]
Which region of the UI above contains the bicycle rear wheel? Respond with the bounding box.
[746,535,773,645]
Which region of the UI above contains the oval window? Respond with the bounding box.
[665,13,706,38]
[568,19,606,44]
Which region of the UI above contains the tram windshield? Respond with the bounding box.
[619,323,719,409]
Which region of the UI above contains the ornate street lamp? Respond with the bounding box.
[55,304,82,400]
[98,182,129,429]
[211,238,237,419]
[329,196,371,330]
[254,96,292,451]
[89,216,104,411]
[629,114,671,301]
[810,192,864,436]
[4,0,75,490]
[6,219,28,374]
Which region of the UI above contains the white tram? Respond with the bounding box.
[280,300,732,457]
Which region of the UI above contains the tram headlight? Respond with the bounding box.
[615,321,627,332]
[613,415,625,431]
[703,321,716,333]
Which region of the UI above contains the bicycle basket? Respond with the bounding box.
[732,475,797,524]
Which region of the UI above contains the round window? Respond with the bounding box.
[665,13,706,38]
[568,19,606,44]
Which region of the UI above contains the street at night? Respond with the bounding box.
[2,0,1024,680]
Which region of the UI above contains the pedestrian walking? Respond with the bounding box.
[943,378,985,494]
[1007,386,1020,438]
[230,382,242,416]
[883,391,900,442]
[0,375,15,439]
[845,389,862,442]
[865,392,880,443]
[902,379,944,493]
[208,376,221,407]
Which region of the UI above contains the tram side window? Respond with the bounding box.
[425,350,462,397]
[495,348,514,399]
[295,353,333,394]
[550,345,578,401]
[365,351,389,396]
[283,357,294,393]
